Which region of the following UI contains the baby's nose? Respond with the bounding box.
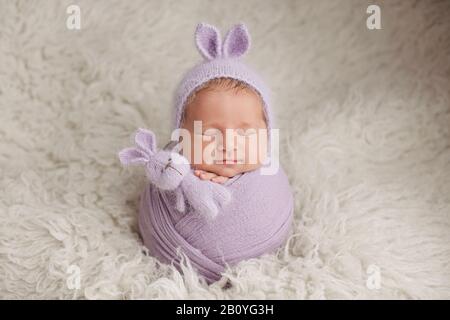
[216,135,237,151]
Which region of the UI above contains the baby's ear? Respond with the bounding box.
[135,128,157,154]
[222,23,251,59]
[195,22,222,60]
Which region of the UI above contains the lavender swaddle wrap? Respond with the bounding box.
[119,129,294,284]
[139,164,294,284]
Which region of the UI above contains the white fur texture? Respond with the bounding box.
[0,0,449,299]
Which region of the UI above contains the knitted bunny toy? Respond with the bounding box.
[119,128,231,220]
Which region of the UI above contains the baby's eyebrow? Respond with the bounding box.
[238,121,254,128]
[201,122,222,129]
[201,121,257,129]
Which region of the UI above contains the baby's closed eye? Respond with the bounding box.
[196,127,258,136]
[235,128,257,136]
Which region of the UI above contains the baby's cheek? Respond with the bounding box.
[201,139,218,164]
[180,134,211,164]
[242,135,268,166]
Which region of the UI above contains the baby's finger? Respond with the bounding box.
[211,176,229,184]
[194,169,205,177]
[199,172,217,180]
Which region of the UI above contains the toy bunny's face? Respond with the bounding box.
[146,150,190,190]
[118,128,191,190]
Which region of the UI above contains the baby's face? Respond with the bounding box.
[180,87,268,178]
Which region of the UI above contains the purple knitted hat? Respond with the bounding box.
[173,22,274,132]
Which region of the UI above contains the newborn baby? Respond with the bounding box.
[180,77,268,183]
[120,22,294,285]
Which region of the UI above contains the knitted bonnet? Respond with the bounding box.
[173,22,274,134]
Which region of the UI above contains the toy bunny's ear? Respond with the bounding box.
[135,128,157,154]
[118,147,148,166]
[195,23,222,60]
[222,23,251,59]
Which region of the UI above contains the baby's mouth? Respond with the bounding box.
[213,159,244,164]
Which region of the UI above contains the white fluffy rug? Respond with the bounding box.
[1,0,449,299]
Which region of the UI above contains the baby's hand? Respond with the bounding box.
[194,169,229,184]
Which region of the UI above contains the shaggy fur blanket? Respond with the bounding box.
[0,0,449,299]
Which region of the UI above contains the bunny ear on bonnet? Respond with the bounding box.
[195,22,251,60]
[195,23,222,60]
[222,23,251,58]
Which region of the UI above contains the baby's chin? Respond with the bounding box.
[193,162,261,178]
